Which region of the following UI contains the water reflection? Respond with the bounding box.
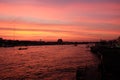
[0,45,99,80]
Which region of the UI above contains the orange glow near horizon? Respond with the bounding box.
[0,0,120,41]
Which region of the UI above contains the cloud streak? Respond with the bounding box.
[0,0,120,41]
[1,0,120,4]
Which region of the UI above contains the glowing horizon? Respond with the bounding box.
[0,0,120,41]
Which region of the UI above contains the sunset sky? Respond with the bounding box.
[0,0,120,41]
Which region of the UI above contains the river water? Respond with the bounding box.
[0,45,99,80]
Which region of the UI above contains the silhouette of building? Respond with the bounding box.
[57,39,63,44]
[116,36,120,45]
[0,38,3,46]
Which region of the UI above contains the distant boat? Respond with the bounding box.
[18,47,28,50]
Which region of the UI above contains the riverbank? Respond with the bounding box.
[90,37,120,80]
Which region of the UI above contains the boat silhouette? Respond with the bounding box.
[18,47,28,50]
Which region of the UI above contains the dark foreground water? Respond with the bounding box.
[0,45,99,80]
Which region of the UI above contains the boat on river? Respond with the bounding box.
[18,47,28,50]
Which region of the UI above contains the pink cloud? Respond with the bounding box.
[0,1,120,41]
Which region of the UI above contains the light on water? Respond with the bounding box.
[0,45,99,80]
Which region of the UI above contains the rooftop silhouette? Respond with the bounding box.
[0,38,95,47]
